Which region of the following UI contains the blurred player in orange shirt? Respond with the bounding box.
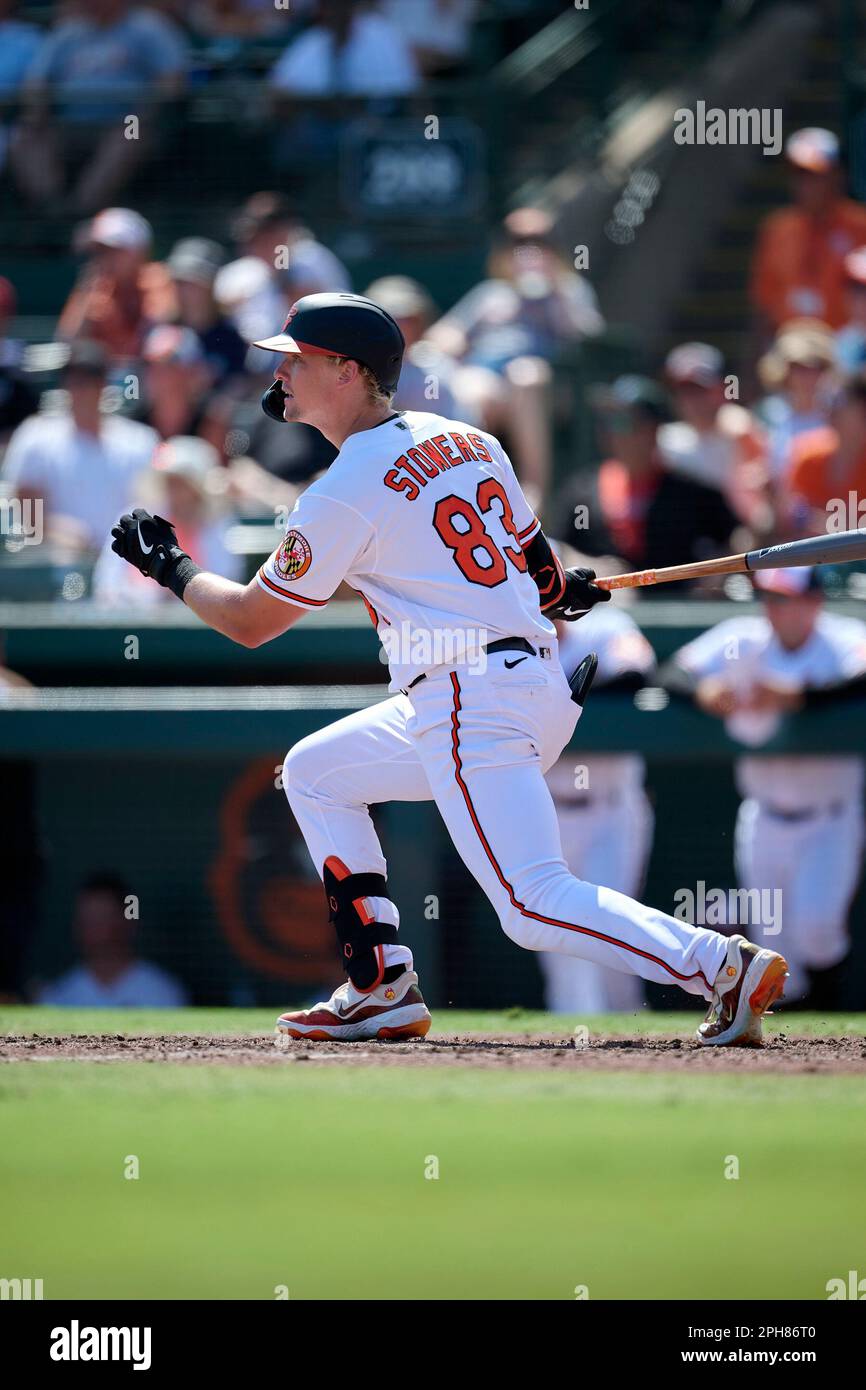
[750,128,866,334]
[57,208,173,363]
[786,372,866,526]
[836,245,866,370]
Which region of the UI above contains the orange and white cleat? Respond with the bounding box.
[697,935,789,1047]
[275,969,432,1043]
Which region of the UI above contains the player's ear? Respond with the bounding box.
[333,356,359,388]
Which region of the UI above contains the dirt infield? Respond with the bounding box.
[2,1032,865,1071]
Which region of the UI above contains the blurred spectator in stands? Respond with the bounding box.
[0,1,40,93]
[755,319,834,506]
[92,435,242,604]
[181,0,288,41]
[381,0,477,76]
[223,399,337,514]
[784,371,866,533]
[666,567,866,1006]
[214,195,346,494]
[835,246,866,372]
[10,0,188,215]
[2,339,157,553]
[0,277,40,446]
[428,207,603,511]
[137,323,234,462]
[137,323,298,510]
[267,1,418,180]
[216,192,350,374]
[660,342,770,537]
[269,0,419,96]
[36,873,189,1007]
[57,208,171,362]
[216,258,287,379]
[750,128,866,339]
[365,276,462,417]
[189,201,348,505]
[0,275,22,369]
[224,193,293,335]
[280,220,352,301]
[163,238,249,388]
[0,0,41,176]
[559,375,740,594]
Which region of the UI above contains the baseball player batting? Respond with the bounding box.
[110,291,789,1047]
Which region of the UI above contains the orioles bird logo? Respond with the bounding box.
[275,529,312,581]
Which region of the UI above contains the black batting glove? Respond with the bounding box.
[545,566,611,621]
[524,530,611,622]
[111,508,183,584]
[110,508,200,598]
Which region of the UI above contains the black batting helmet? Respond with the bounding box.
[254,291,405,393]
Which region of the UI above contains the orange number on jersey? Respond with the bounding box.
[477,479,527,573]
[433,482,526,587]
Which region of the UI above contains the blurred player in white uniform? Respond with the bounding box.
[109,292,790,1047]
[669,568,866,1003]
[541,602,656,1013]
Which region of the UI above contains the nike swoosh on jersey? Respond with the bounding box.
[504,656,528,669]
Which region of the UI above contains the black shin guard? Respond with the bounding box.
[323,857,399,992]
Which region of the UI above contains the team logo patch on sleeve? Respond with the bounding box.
[275,530,312,581]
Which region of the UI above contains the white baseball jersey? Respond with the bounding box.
[258,410,556,691]
[675,611,866,810]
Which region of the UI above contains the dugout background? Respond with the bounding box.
[15,734,866,1012]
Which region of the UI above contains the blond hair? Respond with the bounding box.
[327,355,395,407]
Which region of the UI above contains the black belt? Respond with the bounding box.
[558,793,623,810]
[404,637,537,692]
[763,800,845,823]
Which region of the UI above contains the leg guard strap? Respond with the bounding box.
[323,856,398,992]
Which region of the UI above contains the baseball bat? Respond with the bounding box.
[593,528,866,591]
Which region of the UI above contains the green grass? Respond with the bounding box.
[3,1005,865,1038]
[2,1009,864,1299]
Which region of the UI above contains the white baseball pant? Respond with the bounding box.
[735,796,864,998]
[282,651,730,998]
[539,779,654,1012]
